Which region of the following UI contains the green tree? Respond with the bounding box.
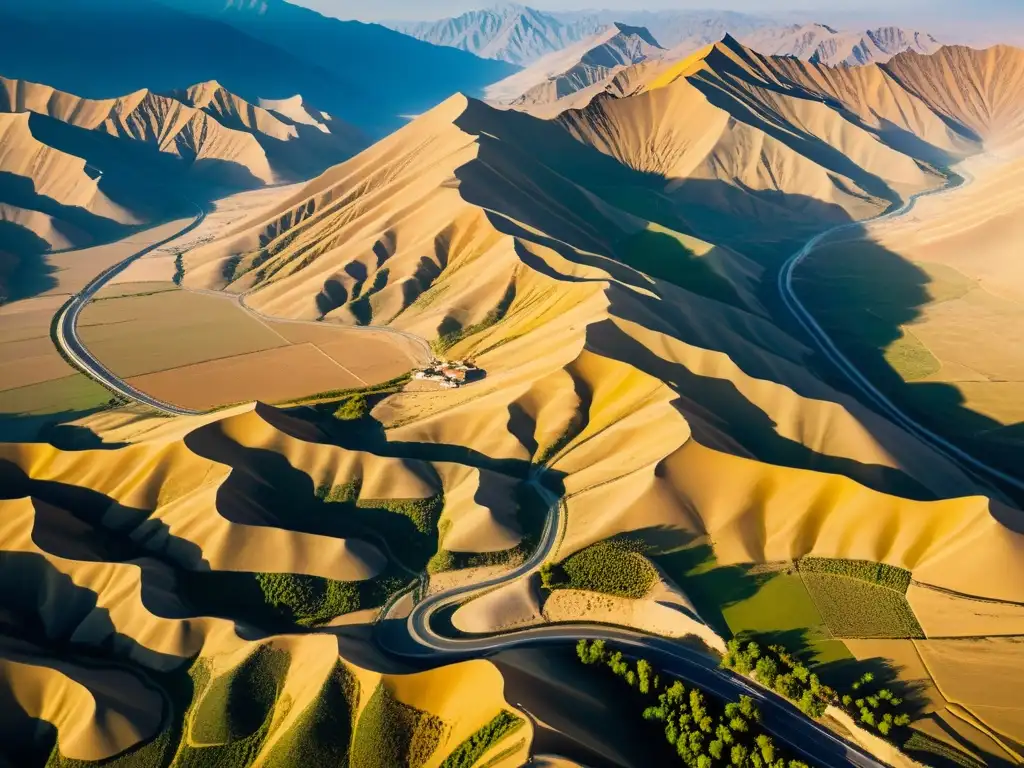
[755,657,779,688]
[333,394,370,421]
[637,659,653,694]
[732,743,750,766]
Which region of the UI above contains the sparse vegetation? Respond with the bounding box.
[432,280,517,355]
[903,731,986,768]
[722,639,914,743]
[801,573,923,638]
[350,268,390,325]
[576,639,810,768]
[333,393,371,421]
[182,646,290,767]
[796,558,912,593]
[351,683,446,768]
[883,328,941,381]
[477,738,528,768]
[547,537,657,599]
[293,372,411,409]
[179,568,411,628]
[439,710,525,768]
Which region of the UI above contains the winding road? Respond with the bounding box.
[779,170,1024,496]
[53,176,1014,768]
[52,207,432,419]
[53,205,208,417]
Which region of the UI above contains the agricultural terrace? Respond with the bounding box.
[76,284,419,410]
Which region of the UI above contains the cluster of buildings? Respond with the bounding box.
[412,359,482,389]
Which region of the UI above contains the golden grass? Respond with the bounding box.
[78,290,288,378]
[126,343,364,410]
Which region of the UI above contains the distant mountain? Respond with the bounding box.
[565,9,779,50]
[0,0,517,138]
[487,23,665,105]
[390,4,774,65]
[741,24,941,66]
[0,74,362,297]
[390,4,606,66]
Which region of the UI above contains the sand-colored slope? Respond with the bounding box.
[742,24,940,67]
[550,42,956,252]
[488,23,665,107]
[0,73,363,287]
[0,112,133,224]
[882,45,1024,148]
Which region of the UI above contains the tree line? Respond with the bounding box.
[722,640,912,740]
[575,639,812,768]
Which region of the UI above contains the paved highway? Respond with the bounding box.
[55,186,981,766]
[55,207,433,416]
[778,171,1024,496]
[53,206,208,417]
[388,475,887,768]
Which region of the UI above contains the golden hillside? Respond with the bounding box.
[6,33,1024,768]
[0,75,364,300]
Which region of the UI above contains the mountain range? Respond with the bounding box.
[486,23,665,105]
[390,4,776,64]
[4,3,1024,768]
[0,76,362,299]
[0,0,516,138]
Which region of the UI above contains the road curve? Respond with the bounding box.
[53,206,209,417]
[386,476,886,768]
[779,172,1024,495]
[56,208,434,417]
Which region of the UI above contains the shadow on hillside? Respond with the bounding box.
[450,103,1023,503]
[791,232,1024,498]
[587,318,936,500]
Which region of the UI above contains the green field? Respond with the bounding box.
[884,328,941,381]
[0,374,111,416]
[802,573,924,639]
[722,572,824,633]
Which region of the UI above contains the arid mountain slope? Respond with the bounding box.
[0,0,516,138]
[0,403,535,765]
[392,4,606,66]
[741,24,941,66]
[0,75,362,300]
[392,5,774,64]
[54,61,1024,763]
[488,24,665,106]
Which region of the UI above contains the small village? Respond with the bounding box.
[411,358,485,388]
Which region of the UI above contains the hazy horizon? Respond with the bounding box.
[289,0,1024,47]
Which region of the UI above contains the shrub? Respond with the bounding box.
[556,537,657,599]
[333,394,370,421]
